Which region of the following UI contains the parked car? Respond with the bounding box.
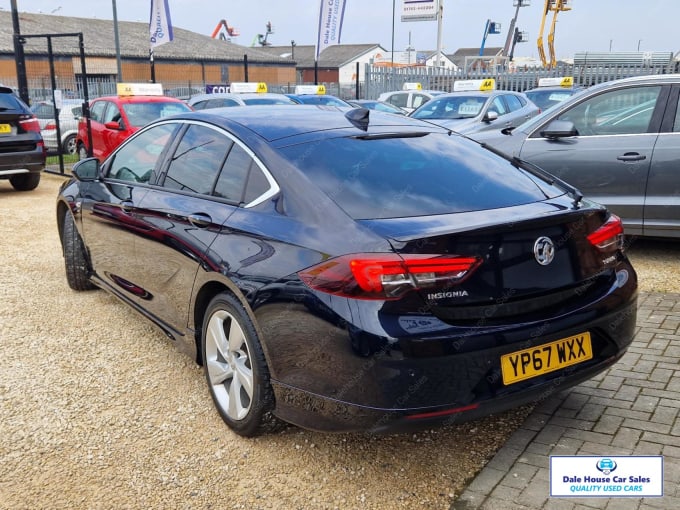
[0,85,45,191]
[285,93,352,107]
[284,84,353,107]
[524,76,585,111]
[378,82,445,113]
[470,74,680,238]
[347,99,406,115]
[409,80,540,134]
[57,105,637,436]
[188,92,296,110]
[76,84,191,161]
[31,99,83,155]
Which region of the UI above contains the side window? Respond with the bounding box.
[191,100,208,110]
[89,101,107,123]
[107,123,177,183]
[214,144,253,203]
[243,165,272,204]
[103,102,122,125]
[673,100,680,132]
[504,94,523,112]
[164,124,232,194]
[557,86,661,136]
[411,93,430,109]
[387,93,408,108]
[210,98,240,108]
[488,97,508,116]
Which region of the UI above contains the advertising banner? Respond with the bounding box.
[150,0,174,49]
[401,0,440,22]
[316,0,347,59]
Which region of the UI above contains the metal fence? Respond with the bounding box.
[2,60,677,106]
[363,62,680,99]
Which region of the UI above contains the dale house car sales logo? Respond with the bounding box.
[550,456,663,497]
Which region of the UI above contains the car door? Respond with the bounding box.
[98,100,127,160]
[133,122,245,335]
[78,122,179,301]
[503,93,536,128]
[644,85,680,238]
[517,84,667,236]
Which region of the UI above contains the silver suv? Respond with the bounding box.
[471,74,680,238]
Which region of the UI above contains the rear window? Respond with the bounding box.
[0,91,26,111]
[278,133,559,219]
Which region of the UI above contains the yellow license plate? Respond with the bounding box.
[501,332,593,385]
[0,124,10,134]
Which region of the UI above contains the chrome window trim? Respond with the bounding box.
[148,119,280,208]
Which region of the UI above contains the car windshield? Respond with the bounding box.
[122,101,191,127]
[411,96,487,120]
[242,97,295,105]
[278,132,559,219]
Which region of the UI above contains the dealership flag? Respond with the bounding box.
[316,0,347,60]
[150,0,174,49]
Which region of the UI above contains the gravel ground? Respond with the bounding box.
[2,172,678,510]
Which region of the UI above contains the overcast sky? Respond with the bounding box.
[2,1,678,59]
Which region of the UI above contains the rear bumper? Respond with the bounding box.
[257,267,637,434]
[0,149,46,175]
[272,348,627,434]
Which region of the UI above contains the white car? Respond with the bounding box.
[188,92,296,110]
[31,99,83,154]
[378,88,445,113]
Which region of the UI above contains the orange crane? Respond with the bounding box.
[537,0,572,68]
[211,20,240,40]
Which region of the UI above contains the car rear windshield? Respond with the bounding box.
[0,91,25,111]
[278,132,560,219]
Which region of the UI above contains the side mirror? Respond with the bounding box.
[483,110,499,123]
[540,120,578,139]
[104,121,122,130]
[71,157,101,182]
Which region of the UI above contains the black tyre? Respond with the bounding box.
[202,292,277,437]
[77,144,88,161]
[63,134,77,155]
[62,213,96,291]
[9,172,40,191]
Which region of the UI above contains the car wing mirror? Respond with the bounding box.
[104,120,123,130]
[71,157,101,182]
[540,120,577,139]
[483,110,499,123]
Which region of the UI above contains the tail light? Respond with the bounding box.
[587,214,624,252]
[298,254,482,300]
[18,114,41,133]
[45,120,57,131]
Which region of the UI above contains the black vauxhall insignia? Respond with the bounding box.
[56,105,637,436]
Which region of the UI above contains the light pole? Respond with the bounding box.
[10,0,29,104]
[503,0,530,57]
[112,0,123,80]
[637,39,642,51]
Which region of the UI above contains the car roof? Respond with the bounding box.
[170,104,443,143]
[92,95,185,104]
[188,92,291,102]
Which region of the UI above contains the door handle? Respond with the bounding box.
[188,213,212,228]
[617,153,646,162]
[120,200,134,213]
